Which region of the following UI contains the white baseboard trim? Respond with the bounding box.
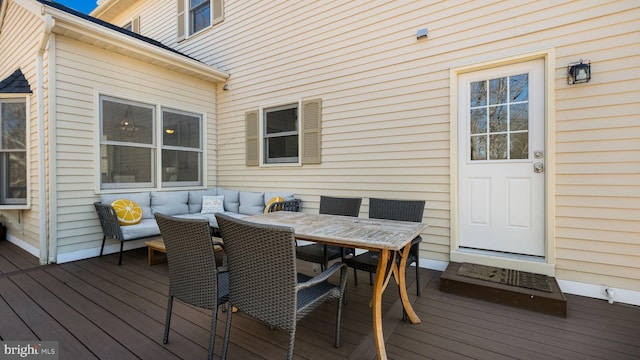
[6,234,39,258]
[56,239,149,264]
[556,279,640,307]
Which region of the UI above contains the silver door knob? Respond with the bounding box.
[534,162,544,173]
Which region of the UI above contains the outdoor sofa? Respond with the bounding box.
[94,187,301,264]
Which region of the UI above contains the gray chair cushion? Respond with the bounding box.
[120,219,160,240]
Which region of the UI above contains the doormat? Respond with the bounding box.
[457,262,553,293]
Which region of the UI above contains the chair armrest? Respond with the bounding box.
[211,239,228,268]
[93,202,124,241]
[267,198,302,213]
[297,262,347,291]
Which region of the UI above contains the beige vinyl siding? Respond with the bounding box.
[111,1,639,290]
[0,2,47,252]
[52,37,217,256]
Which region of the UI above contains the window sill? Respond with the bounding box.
[0,204,29,210]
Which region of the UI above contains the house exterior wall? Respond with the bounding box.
[117,0,640,297]
[51,36,218,260]
[0,1,47,256]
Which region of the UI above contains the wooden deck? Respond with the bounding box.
[1,240,639,360]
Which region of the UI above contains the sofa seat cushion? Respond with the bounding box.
[120,219,160,240]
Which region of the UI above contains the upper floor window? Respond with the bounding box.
[0,99,27,205]
[99,95,202,190]
[177,0,224,40]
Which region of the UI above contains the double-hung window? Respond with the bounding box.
[177,0,224,40]
[161,108,202,186]
[264,104,299,164]
[0,98,27,205]
[99,95,203,190]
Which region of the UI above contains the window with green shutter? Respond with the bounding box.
[177,0,224,40]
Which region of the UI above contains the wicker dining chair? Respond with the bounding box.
[154,213,229,360]
[342,198,425,296]
[295,196,362,271]
[215,213,347,360]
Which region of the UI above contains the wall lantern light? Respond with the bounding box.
[567,59,591,85]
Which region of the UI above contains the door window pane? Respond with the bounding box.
[510,103,528,131]
[489,77,507,105]
[510,133,528,159]
[470,136,487,160]
[470,108,487,134]
[489,134,507,160]
[489,105,507,132]
[470,81,487,107]
[510,74,528,101]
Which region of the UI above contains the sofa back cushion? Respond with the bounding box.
[218,188,240,213]
[239,191,265,215]
[151,191,189,216]
[101,192,153,219]
[188,188,218,213]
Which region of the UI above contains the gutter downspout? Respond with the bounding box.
[37,13,54,264]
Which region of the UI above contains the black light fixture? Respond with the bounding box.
[119,106,136,135]
[567,59,591,85]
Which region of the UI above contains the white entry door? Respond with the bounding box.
[457,59,545,256]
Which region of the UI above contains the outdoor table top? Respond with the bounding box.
[245,211,427,252]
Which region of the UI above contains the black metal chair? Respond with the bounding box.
[342,198,425,296]
[93,202,130,265]
[154,213,229,360]
[295,196,362,270]
[215,213,347,360]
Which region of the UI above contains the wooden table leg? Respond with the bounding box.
[372,249,390,360]
[394,244,421,324]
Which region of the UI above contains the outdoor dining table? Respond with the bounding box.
[245,211,428,360]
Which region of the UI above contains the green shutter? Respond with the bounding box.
[301,99,321,164]
[246,110,259,166]
[132,16,140,34]
[213,0,224,24]
[176,0,185,41]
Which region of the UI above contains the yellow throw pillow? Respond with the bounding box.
[264,196,284,214]
[111,199,143,226]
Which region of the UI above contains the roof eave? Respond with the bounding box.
[42,5,229,84]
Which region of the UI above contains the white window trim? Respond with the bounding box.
[160,107,204,187]
[258,99,303,167]
[96,93,207,193]
[0,95,30,209]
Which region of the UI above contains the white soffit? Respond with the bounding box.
[41,3,229,83]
